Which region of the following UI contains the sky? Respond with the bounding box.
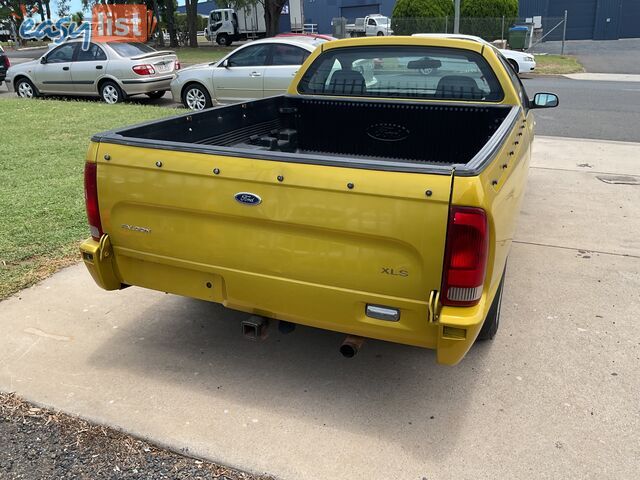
[53,0,187,20]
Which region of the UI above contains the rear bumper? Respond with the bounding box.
[81,235,486,365]
[120,75,174,95]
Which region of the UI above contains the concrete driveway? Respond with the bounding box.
[1,136,639,480]
[532,38,640,74]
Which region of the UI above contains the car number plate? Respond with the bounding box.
[156,63,170,73]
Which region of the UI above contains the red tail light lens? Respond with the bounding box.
[441,206,488,307]
[84,162,103,241]
[132,64,155,75]
[2,56,10,69]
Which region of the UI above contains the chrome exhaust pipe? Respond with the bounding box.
[241,315,269,341]
[339,335,365,358]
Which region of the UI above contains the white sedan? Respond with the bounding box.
[412,33,536,74]
[171,36,327,110]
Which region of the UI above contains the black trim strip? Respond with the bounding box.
[121,76,173,85]
[42,80,95,85]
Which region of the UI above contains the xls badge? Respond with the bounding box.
[382,267,408,277]
[234,192,262,206]
[121,224,151,233]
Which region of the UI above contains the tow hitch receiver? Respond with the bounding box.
[241,315,270,341]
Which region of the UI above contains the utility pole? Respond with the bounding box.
[454,0,460,34]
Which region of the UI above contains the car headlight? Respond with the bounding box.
[526,55,535,61]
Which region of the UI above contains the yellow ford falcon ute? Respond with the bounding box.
[80,36,558,365]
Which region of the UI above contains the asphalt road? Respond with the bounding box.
[531,39,640,74]
[522,76,640,142]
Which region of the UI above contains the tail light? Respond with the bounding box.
[441,206,488,307]
[2,55,9,69]
[84,162,103,241]
[132,64,155,75]
[175,60,181,70]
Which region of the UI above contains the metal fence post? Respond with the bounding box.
[501,15,505,42]
[445,16,448,33]
[561,10,568,55]
[454,0,460,34]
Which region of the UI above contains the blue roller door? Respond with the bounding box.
[548,0,598,40]
[593,0,622,39]
[620,0,640,38]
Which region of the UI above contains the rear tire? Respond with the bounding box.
[377,31,384,36]
[145,90,166,100]
[477,267,505,341]
[100,80,125,104]
[216,34,231,46]
[182,83,212,111]
[15,77,38,99]
[508,59,520,74]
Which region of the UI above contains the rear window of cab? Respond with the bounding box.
[297,45,504,102]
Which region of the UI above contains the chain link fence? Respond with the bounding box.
[391,16,566,50]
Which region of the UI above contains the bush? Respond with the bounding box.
[461,0,518,18]
[392,0,519,40]
[460,0,518,40]
[392,0,455,35]
[393,0,454,18]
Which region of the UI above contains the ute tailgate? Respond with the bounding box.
[94,142,453,340]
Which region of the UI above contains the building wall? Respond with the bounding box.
[518,0,640,39]
[303,0,396,34]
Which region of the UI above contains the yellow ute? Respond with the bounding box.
[80,36,558,364]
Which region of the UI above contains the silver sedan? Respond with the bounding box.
[6,41,179,103]
[171,37,327,110]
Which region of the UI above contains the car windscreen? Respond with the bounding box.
[108,42,156,57]
[297,46,504,102]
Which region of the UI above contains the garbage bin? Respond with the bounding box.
[508,26,529,50]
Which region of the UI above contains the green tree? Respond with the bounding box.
[55,0,71,18]
[460,0,518,40]
[392,0,454,35]
[460,0,518,18]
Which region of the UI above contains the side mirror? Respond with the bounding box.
[40,56,47,64]
[531,92,558,109]
[221,59,230,68]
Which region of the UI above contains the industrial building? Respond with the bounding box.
[178,1,640,40]
[177,0,397,35]
[519,0,640,40]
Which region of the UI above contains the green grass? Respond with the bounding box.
[534,54,584,75]
[0,98,179,300]
[171,46,234,65]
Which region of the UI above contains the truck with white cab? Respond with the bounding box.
[205,6,266,46]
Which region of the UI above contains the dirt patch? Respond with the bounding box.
[0,392,276,479]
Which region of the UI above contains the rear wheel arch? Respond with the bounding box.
[96,76,121,94]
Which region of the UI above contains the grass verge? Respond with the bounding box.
[172,46,234,65]
[0,98,179,300]
[534,54,584,75]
